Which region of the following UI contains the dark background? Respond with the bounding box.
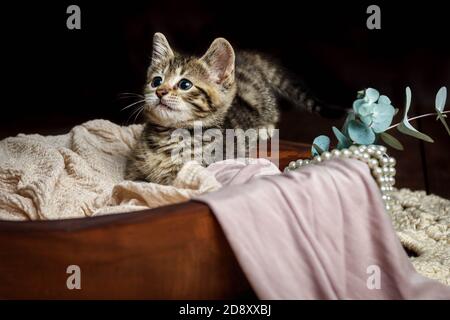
[1,0,449,196]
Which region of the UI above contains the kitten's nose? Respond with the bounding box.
[156,88,169,98]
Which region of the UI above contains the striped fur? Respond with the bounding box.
[126,33,339,184]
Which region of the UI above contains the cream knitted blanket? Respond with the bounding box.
[0,120,221,220]
[390,189,450,285]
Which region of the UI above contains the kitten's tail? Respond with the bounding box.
[258,56,347,118]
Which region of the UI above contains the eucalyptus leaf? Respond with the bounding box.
[434,87,450,136]
[365,88,380,103]
[353,99,364,113]
[342,112,356,136]
[332,126,352,149]
[405,86,411,109]
[311,135,330,156]
[354,100,374,117]
[397,87,434,143]
[360,114,373,127]
[380,132,404,151]
[348,120,376,145]
[370,102,396,133]
[435,86,447,112]
[378,95,391,105]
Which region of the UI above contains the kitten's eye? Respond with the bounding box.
[151,76,163,88]
[178,79,193,90]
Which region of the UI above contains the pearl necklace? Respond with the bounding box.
[284,145,396,211]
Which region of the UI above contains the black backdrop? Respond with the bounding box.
[1,0,449,136]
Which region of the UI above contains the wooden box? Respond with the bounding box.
[0,141,309,299]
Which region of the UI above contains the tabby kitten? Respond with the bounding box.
[126,33,340,185]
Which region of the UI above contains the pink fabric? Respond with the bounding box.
[206,158,280,185]
[197,158,450,299]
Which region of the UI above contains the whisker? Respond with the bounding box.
[117,93,145,102]
[118,92,144,98]
[117,96,141,100]
[133,106,145,123]
[121,99,146,111]
[126,105,145,125]
[128,105,142,119]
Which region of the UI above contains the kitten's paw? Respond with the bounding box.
[258,125,275,140]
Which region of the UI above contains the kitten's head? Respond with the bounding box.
[143,33,236,128]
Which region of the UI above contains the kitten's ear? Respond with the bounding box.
[200,38,235,84]
[151,33,174,65]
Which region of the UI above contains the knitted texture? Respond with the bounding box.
[0,120,221,220]
[390,188,450,285]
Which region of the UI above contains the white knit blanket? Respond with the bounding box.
[0,120,221,220]
[390,189,450,285]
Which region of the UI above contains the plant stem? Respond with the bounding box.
[387,110,450,130]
